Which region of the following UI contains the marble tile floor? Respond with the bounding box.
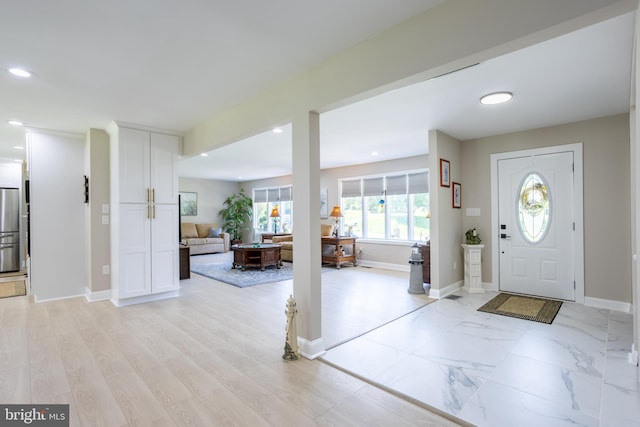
[321,290,640,427]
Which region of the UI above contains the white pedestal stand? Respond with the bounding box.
[462,244,485,294]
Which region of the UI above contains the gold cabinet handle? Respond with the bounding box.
[147,205,151,219]
[152,188,155,203]
[153,205,156,219]
[147,188,150,203]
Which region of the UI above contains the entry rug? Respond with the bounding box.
[0,280,26,299]
[191,262,294,288]
[477,293,562,324]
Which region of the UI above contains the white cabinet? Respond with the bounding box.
[462,244,485,294]
[108,123,180,305]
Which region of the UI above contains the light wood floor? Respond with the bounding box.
[0,261,465,426]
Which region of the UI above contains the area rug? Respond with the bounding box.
[0,280,26,299]
[191,262,295,288]
[477,293,562,324]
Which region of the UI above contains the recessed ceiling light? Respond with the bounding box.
[480,92,513,105]
[9,68,31,78]
[13,146,24,150]
[8,120,23,126]
[200,153,208,157]
[13,159,22,163]
[272,127,283,134]
[371,151,379,156]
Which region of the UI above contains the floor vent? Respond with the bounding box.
[444,294,462,300]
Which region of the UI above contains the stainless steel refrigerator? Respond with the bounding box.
[0,188,20,272]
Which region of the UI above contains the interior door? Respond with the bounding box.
[498,152,574,300]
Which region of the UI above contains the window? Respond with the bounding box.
[340,171,429,241]
[253,186,292,234]
[517,172,550,244]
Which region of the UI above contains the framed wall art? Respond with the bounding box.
[440,159,450,187]
[320,188,328,218]
[179,192,198,216]
[452,182,461,208]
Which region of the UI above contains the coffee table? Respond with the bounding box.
[232,243,282,271]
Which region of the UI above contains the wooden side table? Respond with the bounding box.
[179,245,190,280]
[321,236,357,269]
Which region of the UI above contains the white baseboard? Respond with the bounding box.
[34,292,87,303]
[584,296,632,313]
[111,290,180,307]
[629,344,639,366]
[357,260,409,272]
[85,288,112,302]
[429,280,463,299]
[298,337,326,360]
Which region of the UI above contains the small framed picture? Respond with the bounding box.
[452,182,461,209]
[179,192,198,216]
[440,159,450,187]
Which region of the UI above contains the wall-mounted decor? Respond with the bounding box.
[320,188,328,218]
[452,182,461,208]
[440,159,450,187]
[83,175,89,203]
[179,192,197,216]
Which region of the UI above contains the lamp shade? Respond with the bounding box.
[270,205,280,217]
[329,206,343,217]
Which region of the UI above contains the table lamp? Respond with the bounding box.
[270,205,280,233]
[329,205,342,237]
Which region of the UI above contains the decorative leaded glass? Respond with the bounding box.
[517,173,550,244]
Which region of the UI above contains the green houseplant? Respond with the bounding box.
[219,188,253,243]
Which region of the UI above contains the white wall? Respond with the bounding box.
[178,177,240,225]
[28,129,86,301]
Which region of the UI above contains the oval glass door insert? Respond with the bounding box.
[517,172,550,244]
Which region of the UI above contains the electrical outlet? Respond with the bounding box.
[102,215,109,225]
[102,204,110,213]
[102,265,110,275]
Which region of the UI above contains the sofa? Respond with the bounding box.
[272,223,334,262]
[180,222,230,255]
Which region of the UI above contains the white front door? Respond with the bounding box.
[498,151,575,301]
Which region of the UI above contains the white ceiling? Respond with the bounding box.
[180,11,634,181]
[0,0,445,161]
[0,2,634,182]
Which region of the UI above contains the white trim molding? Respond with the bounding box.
[429,280,463,299]
[111,290,180,307]
[85,288,112,302]
[584,296,632,313]
[298,337,326,360]
[357,260,409,272]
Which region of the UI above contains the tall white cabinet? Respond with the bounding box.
[107,123,180,306]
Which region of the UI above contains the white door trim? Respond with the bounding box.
[490,143,584,304]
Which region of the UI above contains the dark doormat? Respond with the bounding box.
[477,293,562,324]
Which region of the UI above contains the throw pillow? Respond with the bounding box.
[208,227,222,238]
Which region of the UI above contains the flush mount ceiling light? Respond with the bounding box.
[13,146,24,150]
[7,120,23,126]
[200,153,208,157]
[272,127,283,134]
[371,151,379,156]
[9,68,31,78]
[480,91,513,105]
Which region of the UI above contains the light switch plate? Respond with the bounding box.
[466,208,481,217]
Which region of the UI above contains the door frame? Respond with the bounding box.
[490,143,584,303]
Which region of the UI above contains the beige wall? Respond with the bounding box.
[85,129,111,293]
[242,155,429,266]
[430,130,464,292]
[178,177,239,227]
[462,114,631,303]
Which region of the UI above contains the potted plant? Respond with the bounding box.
[219,188,253,244]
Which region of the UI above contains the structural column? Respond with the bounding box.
[292,110,325,359]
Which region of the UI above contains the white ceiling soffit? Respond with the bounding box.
[179,12,634,181]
